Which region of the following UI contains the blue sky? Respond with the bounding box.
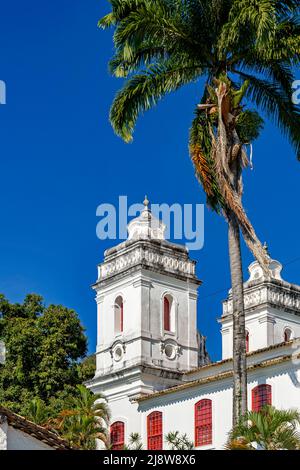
[0,1,299,361]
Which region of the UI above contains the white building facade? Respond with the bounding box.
[88,200,300,450]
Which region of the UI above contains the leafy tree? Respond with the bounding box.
[0,294,87,414]
[36,304,87,400]
[78,354,96,382]
[165,431,194,450]
[227,406,300,450]
[51,385,110,450]
[99,0,300,424]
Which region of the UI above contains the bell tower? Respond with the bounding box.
[220,250,300,359]
[88,198,208,407]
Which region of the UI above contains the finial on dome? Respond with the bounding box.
[143,195,150,209]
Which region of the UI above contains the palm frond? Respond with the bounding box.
[228,406,300,450]
[189,108,223,212]
[112,2,202,58]
[110,59,203,141]
[109,44,166,77]
[234,70,300,159]
[219,0,278,51]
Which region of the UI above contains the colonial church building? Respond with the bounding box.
[87,199,300,450]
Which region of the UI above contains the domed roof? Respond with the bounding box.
[127,196,166,241]
[247,243,283,283]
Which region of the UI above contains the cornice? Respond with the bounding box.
[223,282,300,317]
[93,242,201,287]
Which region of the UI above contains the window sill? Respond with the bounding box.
[163,330,176,337]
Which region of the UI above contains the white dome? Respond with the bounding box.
[127,196,166,241]
[247,254,283,282]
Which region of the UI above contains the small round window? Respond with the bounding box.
[165,343,176,360]
[113,345,124,362]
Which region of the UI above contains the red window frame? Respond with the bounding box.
[110,421,125,450]
[164,297,170,332]
[147,411,163,450]
[120,300,123,333]
[195,399,212,447]
[252,384,272,412]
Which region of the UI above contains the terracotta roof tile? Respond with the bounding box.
[136,342,300,403]
[0,406,72,450]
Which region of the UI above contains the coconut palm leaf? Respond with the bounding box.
[51,385,110,450]
[110,58,203,142]
[234,71,300,159]
[227,406,300,450]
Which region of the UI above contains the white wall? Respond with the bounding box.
[221,306,300,359]
[6,426,53,450]
[95,269,199,376]
[139,379,233,450]
[137,359,300,450]
[0,418,8,450]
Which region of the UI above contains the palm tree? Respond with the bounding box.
[52,385,110,450]
[124,432,144,450]
[227,406,300,450]
[165,431,194,450]
[23,397,49,426]
[99,0,300,424]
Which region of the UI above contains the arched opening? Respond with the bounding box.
[252,384,272,411]
[147,411,163,450]
[164,297,170,331]
[110,421,125,450]
[284,328,293,342]
[195,399,212,447]
[114,296,123,335]
[163,294,175,332]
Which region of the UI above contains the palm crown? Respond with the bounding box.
[100,0,299,154]
[100,0,299,270]
[227,406,300,450]
[52,385,110,450]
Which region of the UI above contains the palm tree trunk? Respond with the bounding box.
[227,209,247,425]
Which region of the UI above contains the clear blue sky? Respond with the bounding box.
[0,1,299,361]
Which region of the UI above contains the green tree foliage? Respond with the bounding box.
[51,385,110,450]
[165,431,194,450]
[21,397,50,427]
[0,294,87,416]
[124,433,144,450]
[227,406,300,450]
[99,0,299,157]
[78,354,96,382]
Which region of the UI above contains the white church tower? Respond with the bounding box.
[220,247,300,359]
[88,198,208,440]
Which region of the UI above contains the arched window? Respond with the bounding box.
[252,384,272,412]
[164,297,170,331]
[114,296,123,335]
[163,294,175,333]
[147,411,163,450]
[246,331,249,353]
[110,421,125,450]
[284,328,292,342]
[195,399,212,447]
